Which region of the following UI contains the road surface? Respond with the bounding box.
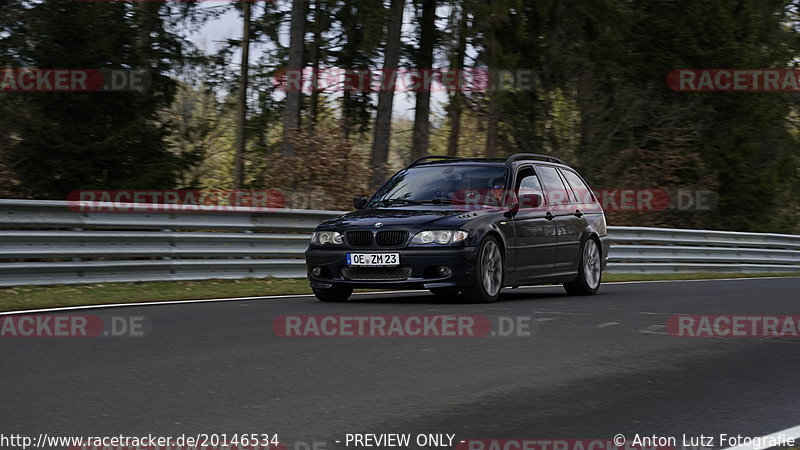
[1,278,799,449]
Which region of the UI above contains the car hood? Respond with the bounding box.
[317,206,495,230]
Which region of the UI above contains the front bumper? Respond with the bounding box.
[305,246,479,290]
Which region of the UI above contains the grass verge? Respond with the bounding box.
[0,272,798,313]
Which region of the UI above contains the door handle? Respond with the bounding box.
[573,209,584,218]
[545,212,555,221]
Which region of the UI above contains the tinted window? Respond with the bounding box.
[515,167,543,196]
[537,166,571,205]
[371,165,507,205]
[558,171,579,202]
[560,169,595,203]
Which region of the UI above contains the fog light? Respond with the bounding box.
[438,266,452,277]
[311,267,322,277]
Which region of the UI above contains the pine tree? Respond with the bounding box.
[5,0,187,198]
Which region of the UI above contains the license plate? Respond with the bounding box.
[346,253,400,267]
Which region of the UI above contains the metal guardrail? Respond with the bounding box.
[1,200,798,286]
[607,227,800,274]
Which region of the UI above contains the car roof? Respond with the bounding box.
[407,154,574,170]
[411,160,507,168]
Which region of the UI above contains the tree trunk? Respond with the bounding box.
[338,0,355,140]
[484,15,499,158]
[370,0,405,188]
[233,1,251,188]
[485,97,499,157]
[446,2,467,157]
[282,0,307,156]
[411,0,436,160]
[309,0,323,130]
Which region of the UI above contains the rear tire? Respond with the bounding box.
[563,238,602,296]
[463,236,504,303]
[313,285,353,302]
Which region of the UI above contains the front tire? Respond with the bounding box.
[563,238,602,296]
[463,236,504,303]
[313,285,353,302]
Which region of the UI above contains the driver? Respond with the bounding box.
[487,176,507,206]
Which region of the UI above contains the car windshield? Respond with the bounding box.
[370,165,508,207]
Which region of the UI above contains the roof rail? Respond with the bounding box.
[407,155,468,167]
[505,153,568,166]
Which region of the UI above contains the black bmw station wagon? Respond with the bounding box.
[305,154,609,303]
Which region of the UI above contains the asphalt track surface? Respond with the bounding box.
[1,278,799,450]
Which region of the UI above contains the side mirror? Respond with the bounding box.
[518,193,543,209]
[505,191,520,215]
[353,196,368,210]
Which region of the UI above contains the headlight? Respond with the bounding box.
[311,231,343,245]
[410,230,468,245]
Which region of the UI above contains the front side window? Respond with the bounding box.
[516,167,544,197]
[519,174,543,196]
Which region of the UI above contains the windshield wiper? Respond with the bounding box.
[376,198,423,206]
[421,198,468,205]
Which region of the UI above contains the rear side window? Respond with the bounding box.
[536,166,571,205]
[560,169,596,203]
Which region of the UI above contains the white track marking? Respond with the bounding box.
[0,276,796,316]
[0,289,428,316]
[599,276,800,286]
[638,324,668,335]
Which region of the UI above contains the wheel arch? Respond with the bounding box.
[579,229,603,258]
[484,229,506,257]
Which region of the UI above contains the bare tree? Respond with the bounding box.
[282,0,308,156]
[485,97,499,157]
[446,1,468,156]
[233,1,251,188]
[411,0,436,160]
[370,0,405,187]
[308,0,324,130]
